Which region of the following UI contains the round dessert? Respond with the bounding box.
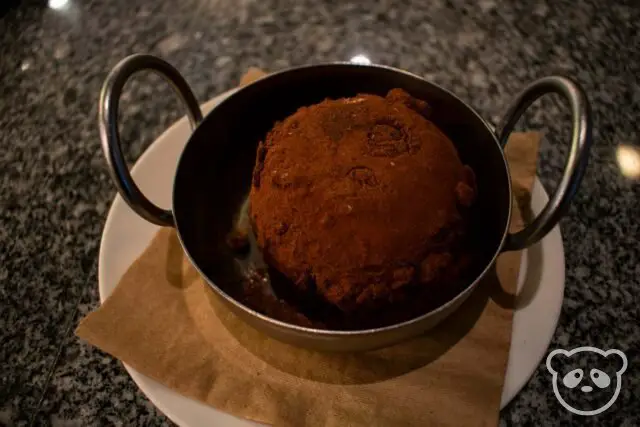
[249,89,477,315]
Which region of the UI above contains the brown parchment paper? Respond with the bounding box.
[78,69,541,427]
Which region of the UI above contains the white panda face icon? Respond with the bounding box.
[546,347,627,416]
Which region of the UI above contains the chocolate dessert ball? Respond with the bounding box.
[249,89,477,313]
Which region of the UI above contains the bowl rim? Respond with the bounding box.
[172,61,514,337]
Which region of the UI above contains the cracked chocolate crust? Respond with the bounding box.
[249,89,477,316]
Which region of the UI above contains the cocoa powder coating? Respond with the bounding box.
[249,89,477,318]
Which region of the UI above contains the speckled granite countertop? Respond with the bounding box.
[1,0,638,425]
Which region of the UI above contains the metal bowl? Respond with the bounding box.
[99,54,592,352]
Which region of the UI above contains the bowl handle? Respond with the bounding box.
[496,76,592,251]
[99,54,203,227]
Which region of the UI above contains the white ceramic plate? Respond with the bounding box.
[98,90,565,426]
